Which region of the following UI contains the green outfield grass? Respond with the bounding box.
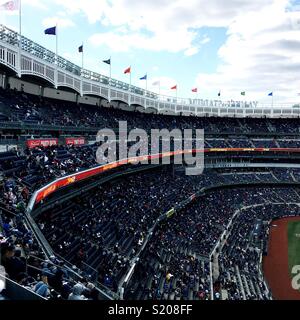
[288,221,300,275]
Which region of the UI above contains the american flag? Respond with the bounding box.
[0,0,20,11]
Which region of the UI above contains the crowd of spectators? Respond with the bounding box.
[30,165,300,300]
[1,86,300,300]
[0,206,101,300]
[126,187,300,300]
[1,133,300,300]
[216,190,300,300]
[35,170,205,292]
[1,87,300,134]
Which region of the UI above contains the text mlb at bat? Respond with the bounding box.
[107,304,193,317]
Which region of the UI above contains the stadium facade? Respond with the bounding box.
[0,24,299,118]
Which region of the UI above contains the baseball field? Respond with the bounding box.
[263,217,300,300]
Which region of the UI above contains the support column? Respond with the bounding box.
[80,77,83,97]
[108,84,111,103]
[4,74,9,89]
[17,49,21,78]
[54,68,58,89]
[0,72,7,89]
[40,86,44,97]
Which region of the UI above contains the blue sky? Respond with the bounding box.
[1,0,300,103]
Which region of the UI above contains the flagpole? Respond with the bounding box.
[80,42,83,97]
[146,74,148,92]
[109,57,111,102]
[19,0,22,35]
[18,0,22,78]
[56,23,58,59]
[81,42,84,70]
[55,23,58,89]
[109,56,112,80]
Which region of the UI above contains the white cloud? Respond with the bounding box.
[53,0,109,24]
[200,35,211,45]
[184,47,199,57]
[195,0,300,102]
[53,0,274,56]
[23,0,48,10]
[0,0,47,9]
[42,16,75,29]
[89,29,197,53]
[47,0,300,101]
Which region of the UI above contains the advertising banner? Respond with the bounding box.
[26,139,58,149]
[65,137,85,146]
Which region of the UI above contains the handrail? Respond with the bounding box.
[0,202,18,216]
[2,120,300,136]
[0,273,46,300]
[52,253,117,300]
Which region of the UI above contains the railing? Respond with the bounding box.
[52,253,117,300]
[2,120,300,136]
[0,273,46,300]
[0,24,157,98]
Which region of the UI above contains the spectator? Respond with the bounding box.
[68,283,87,300]
[34,273,50,298]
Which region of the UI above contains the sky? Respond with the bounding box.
[1,0,300,103]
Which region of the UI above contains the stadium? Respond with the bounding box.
[1,0,300,303]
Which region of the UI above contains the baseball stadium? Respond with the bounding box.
[0,0,300,302]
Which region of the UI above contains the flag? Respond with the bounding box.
[241,91,246,96]
[0,0,19,11]
[152,81,160,86]
[171,85,177,90]
[44,26,56,35]
[140,74,147,80]
[124,66,131,74]
[103,58,111,65]
[78,45,83,53]
[268,92,273,96]
[218,91,221,97]
[192,88,197,93]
